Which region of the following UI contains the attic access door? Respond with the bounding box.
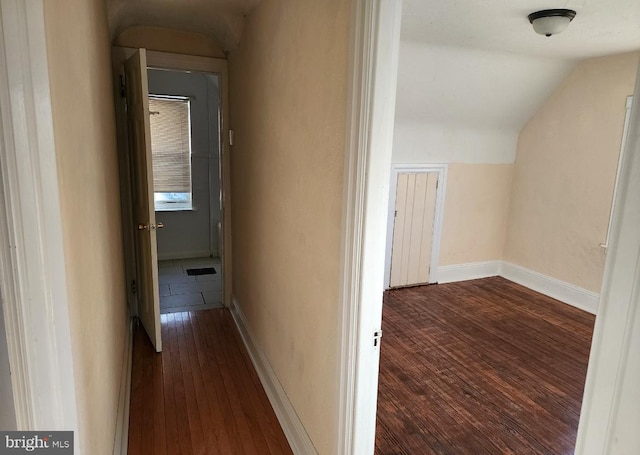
[125,49,162,352]
[387,166,446,288]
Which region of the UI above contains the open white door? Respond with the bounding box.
[125,49,162,352]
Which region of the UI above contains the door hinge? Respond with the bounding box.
[229,129,234,146]
[373,330,383,348]
[131,280,137,294]
[394,210,398,218]
[120,74,126,98]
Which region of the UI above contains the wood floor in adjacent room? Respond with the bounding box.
[128,309,292,455]
[375,276,595,455]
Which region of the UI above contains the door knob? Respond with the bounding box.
[138,222,163,230]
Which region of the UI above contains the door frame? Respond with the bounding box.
[0,0,80,438]
[336,1,403,453]
[112,48,232,311]
[384,164,447,288]
[575,63,640,454]
[600,95,633,250]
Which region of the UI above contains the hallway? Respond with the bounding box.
[128,309,292,454]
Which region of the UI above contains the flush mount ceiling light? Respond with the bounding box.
[528,9,577,37]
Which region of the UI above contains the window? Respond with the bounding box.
[148,95,193,211]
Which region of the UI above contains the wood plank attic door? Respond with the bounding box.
[389,172,438,287]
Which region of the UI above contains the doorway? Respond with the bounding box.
[113,48,231,351]
[146,69,224,313]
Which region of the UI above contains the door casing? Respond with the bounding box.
[0,0,80,438]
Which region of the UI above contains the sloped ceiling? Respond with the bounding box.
[107,0,262,50]
[397,0,640,137]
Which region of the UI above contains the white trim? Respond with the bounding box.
[601,95,633,250]
[229,298,316,455]
[576,60,640,455]
[501,262,599,314]
[145,50,227,74]
[435,261,598,314]
[206,73,221,262]
[0,0,79,441]
[156,249,213,261]
[437,261,502,284]
[112,318,133,455]
[384,164,448,288]
[337,1,403,454]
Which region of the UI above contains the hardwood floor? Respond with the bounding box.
[375,276,595,455]
[128,309,293,455]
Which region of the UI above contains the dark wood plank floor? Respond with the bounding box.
[128,309,293,455]
[375,276,595,455]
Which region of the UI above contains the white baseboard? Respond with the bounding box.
[113,317,134,455]
[500,262,599,314]
[437,261,502,283]
[229,298,317,455]
[437,261,599,314]
[157,249,213,261]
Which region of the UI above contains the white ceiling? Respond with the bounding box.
[401,0,640,59]
[395,0,640,145]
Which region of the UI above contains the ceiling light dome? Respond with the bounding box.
[528,9,577,37]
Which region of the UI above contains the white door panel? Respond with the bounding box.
[125,48,162,352]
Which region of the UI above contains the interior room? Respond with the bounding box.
[377,1,639,452]
[2,0,640,454]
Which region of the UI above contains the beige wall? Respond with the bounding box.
[440,164,513,265]
[228,0,350,453]
[44,0,127,453]
[505,52,640,292]
[115,26,226,58]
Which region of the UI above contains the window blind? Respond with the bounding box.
[148,96,192,193]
